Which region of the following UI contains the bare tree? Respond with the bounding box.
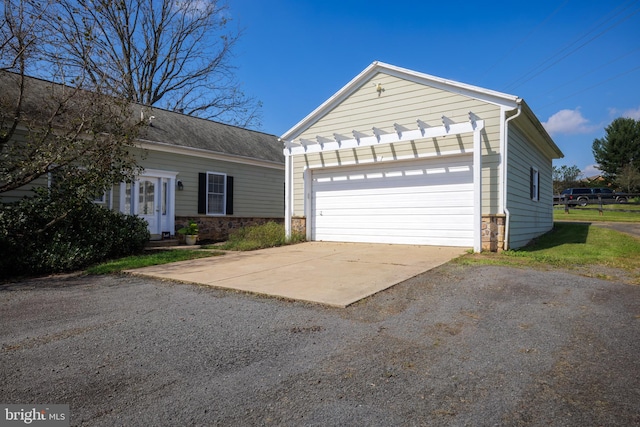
[46,0,261,128]
[1,0,142,198]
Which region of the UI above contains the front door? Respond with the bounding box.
[121,170,177,240]
[138,178,161,235]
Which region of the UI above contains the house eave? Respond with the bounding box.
[137,139,285,170]
[517,101,564,159]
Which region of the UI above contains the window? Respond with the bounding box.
[530,167,539,201]
[206,172,226,215]
[92,193,106,204]
[198,172,233,215]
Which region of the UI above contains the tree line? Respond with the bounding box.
[554,117,640,194]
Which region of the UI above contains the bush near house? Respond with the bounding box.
[0,191,149,279]
[215,221,305,251]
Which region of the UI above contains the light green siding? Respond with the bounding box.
[291,72,503,217]
[113,148,284,218]
[3,146,284,218]
[506,125,554,249]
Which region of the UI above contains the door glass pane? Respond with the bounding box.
[162,180,167,215]
[138,180,155,215]
[124,183,132,214]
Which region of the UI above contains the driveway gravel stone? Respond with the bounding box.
[1,264,639,426]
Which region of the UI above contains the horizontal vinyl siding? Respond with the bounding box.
[291,72,503,217]
[114,148,284,218]
[507,125,554,249]
[0,176,47,203]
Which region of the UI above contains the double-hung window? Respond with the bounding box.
[206,172,226,215]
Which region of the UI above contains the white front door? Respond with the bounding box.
[137,178,161,235]
[121,170,177,240]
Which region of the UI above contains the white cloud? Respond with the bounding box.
[622,106,640,120]
[582,164,601,178]
[542,109,597,135]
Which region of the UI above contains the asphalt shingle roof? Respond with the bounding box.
[139,106,283,164]
[0,71,284,165]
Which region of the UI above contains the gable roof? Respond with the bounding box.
[0,71,283,165]
[280,61,561,159]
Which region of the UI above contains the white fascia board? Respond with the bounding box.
[137,139,285,170]
[377,61,520,108]
[280,61,519,142]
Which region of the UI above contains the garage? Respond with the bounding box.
[310,155,474,246]
[282,62,563,252]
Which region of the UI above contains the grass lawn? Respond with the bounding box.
[86,249,224,275]
[554,205,640,222]
[457,222,640,284]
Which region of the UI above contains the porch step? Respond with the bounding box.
[145,238,180,248]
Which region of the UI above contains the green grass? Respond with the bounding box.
[456,222,640,284]
[554,206,640,222]
[86,250,224,275]
[85,222,304,275]
[203,221,305,251]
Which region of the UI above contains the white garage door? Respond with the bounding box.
[311,155,474,246]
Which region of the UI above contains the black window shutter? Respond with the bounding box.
[226,176,234,215]
[198,173,207,214]
[530,168,534,199]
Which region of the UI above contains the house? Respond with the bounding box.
[0,72,285,241]
[280,62,563,251]
[118,108,284,241]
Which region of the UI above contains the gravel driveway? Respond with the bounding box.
[1,264,639,426]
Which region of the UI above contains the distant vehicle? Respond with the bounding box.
[554,187,628,206]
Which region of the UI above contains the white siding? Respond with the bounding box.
[506,125,554,249]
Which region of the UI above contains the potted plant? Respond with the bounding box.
[177,221,199,245]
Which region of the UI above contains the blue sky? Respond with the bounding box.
[229,0,640,177]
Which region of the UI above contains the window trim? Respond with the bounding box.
[530,167,539,202]
[206,171,227,216]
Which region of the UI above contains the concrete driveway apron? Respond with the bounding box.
[127,242,467,307]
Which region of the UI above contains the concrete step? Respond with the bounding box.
[145,238,180,248]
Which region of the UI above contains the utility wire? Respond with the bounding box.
[478,0,569,81]
[539,64,640,110]
[541,46,640,97]
[504,0,640,91]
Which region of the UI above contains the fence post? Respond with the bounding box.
[598,195,603,216]
[564,195,569,214]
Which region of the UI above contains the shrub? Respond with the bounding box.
[218,221,305,251]
[0,192,149,279]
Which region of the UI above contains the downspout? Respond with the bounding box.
[282,139,292,240]
[502,103,522,251]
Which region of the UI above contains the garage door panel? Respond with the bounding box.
[312,156,474,246]
[315,196,474,210]
[315,214,474,227]
[315,173,472,192]
[315,232,473,246]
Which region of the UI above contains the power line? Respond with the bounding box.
[539,64,640,110]
[478,0,569,81]
[504,0,640,91]
[540,46,640,97]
